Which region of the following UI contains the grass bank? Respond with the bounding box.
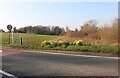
[9,42,119,54]
[2,33,60,46]
[1,33,119,54]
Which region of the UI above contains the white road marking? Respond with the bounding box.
[0,50,2,53]
[22,50,119,60]
[0,70,18,78]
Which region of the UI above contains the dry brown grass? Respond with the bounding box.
[63,19,118,45]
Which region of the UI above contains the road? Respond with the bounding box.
[1,49,119,77]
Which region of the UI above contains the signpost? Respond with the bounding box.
[7,24,12,44]
[7,25,22,45]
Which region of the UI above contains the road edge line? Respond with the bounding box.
[21,50,119,59]
[0,70,18,78]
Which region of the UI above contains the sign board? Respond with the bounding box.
[7,24,12,31]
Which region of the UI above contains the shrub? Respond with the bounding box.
[51,42,57,48]
[40,40,118,54]
[62,41,70,46]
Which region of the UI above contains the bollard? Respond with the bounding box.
[19,33,22,46]
[20,37,22,46]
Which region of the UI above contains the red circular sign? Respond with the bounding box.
[7,24,12,31]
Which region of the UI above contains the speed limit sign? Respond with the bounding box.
[7,24,13,44]
[7,24,12,31]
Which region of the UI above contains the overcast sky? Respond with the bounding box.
[0,1,118,31]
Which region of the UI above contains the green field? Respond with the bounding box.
[1,32,119,54]
[2,33,60,46]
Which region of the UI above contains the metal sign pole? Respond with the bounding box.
[9,31,10,44]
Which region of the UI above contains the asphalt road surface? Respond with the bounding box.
[1,50,119,77]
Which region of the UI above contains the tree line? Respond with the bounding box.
[14,25,65,35]
[65,18,119,44]
[3,18,119,44]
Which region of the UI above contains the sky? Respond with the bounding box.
[0,2,118,31]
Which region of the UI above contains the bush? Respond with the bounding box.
[50,42,57,48]
[10,39,118,54]
[62,41,70,46]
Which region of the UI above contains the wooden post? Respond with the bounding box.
[19,33,22,46]
[20,37,22,46]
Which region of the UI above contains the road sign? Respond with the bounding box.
[7,24,12,44]
[7,24,12,31]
